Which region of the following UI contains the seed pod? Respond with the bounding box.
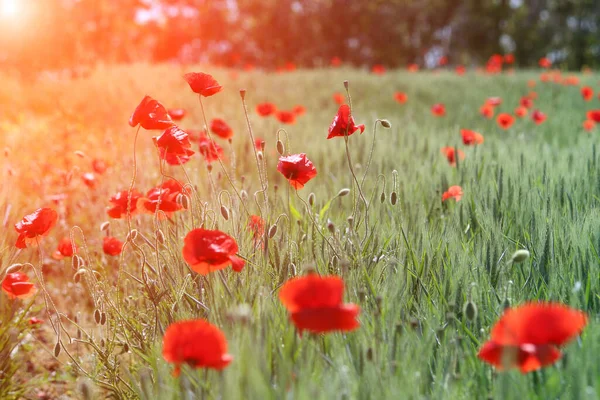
[380,119,392,128]
[156,229,165,245]
[100,221,110,232]
[463,301,478,321]
[276,140,285,155]
[220,205,230,220]
[94,309,101,324]
[100,312,107,325]
[511,249,530,263]
[308,193,315,207]
[390,191,398,205]
[337,188,350,197]
[268,224,278,238]
[54,342,61,357]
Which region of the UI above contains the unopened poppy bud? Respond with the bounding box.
[240,190,248,201]
[390,192,397,205]
[380,119,392,128]
[94,309,101,324]
[156,229,165,245]
[100,339,105,348]
[332,255,339,268]
[276,140,285,155]
[239,89,246,100]
[308,193,315,207]
[327,220,335,233]
[380,191,386,203]
[463,301,478,321]
[54,342,61,357]
[366,347,374,362]
[207,164,213,173]
[126,229,138,242]
[74,150,86,158]
[220,205,230,220]
[260,140,266,151]
[344,80,349,90]
[337,188,350,197]
[5,263,23,274]
[100,221,110,232]
[100,312,107,325]
[511,249,530,263]
[72,255,83,270]
[177,194,191,210]
[268,224,278,238]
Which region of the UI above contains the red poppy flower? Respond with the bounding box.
[153,126,195,165]
[438,56,448,66]
[2,272,37,299]
[198,132,224,164]
[210,118,234,140]
[182,228,245,275]
[184,72,223,97]
[129,95,174,130]
[92,158,108,174]
[486,97,502,107]
[333,93,345,105]
[162,319,232,377]
[248,215,265,247]
[137,179,188,217]
[371,64,385,75]
[168,108,186,121]
[256,102,277,117]
[478,302,587,373]
[328,105,365,139]
[461,129,484,145]
[497,113,515,130]
[480,104,494,119]
[504,54,515,64]
[538,57,552,69]
[581,87,594,102]
[53,237,77,260]
[520,96,533,109]
[285,62,297,72]
[440,147,465,167]
[330,57,342,67]
[431,104,446,117]
[277,153,317,189]
[394,92,408,104]
[276,110,296,125]
[408,64,419,72]
[442,185,463,202]
[293,105,306,116]
[279,274,360,335]
[107,189,142,219]
[587,110,600,123]
[455,65,466,76]
[81,172,96,189]
[515,106,529,118]
[531,110,547,125]
[583,119,596,132]
[103,236,123,256]
[15,208,58,249]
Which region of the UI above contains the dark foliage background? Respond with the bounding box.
[1,0,599,72]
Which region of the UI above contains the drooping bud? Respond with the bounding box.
[268,224,278,238]
[100,221,110,232]
[380,191,385,203]
[390,192,398,205]
[156,229,165,245]
[54,342,61,357]
[380,119,392,128]
[308,192,316,207]
[177,193,191,210]
[94,309,101,324]
[511,249,530,263]
[327,219,335,234]
[463,301,478,321]
[337,188,350,197]
[276,140,285,155]
[257,151,264,161]
[220,205,230,220]
[5,263,23,274]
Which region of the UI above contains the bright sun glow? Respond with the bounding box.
[0,0,19,18]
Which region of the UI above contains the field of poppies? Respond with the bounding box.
[2,61,600,399]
